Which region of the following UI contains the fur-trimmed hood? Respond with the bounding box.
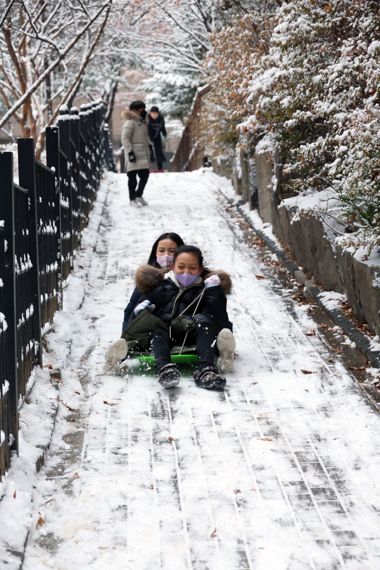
[204,270,232,295]
[135,264,232,295]
[135,265,165,294]
[121,109,144,122]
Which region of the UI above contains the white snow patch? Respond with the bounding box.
[318,290,347,311]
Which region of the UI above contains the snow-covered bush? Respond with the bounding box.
[247,0,380,248]
[200,14,271,155]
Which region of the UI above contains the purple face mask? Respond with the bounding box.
[156,254,174,268]
[176,272,199,287]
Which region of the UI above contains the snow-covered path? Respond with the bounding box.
[13,171,380,569]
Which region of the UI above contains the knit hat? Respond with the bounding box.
[129,100,146,111]
[150,106,159,113]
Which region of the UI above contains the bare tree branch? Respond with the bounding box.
[0,1,112,131]
[0,0,18,28]
[152,0,210,52]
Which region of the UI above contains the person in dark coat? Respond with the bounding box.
[133,245,234,390]
[104,244,235,380]
[122,232,184,331]
[121,100,151,206]
[104,232,184,373]
[148,106,167,171]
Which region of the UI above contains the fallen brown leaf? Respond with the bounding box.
[255,274,265,280]
[301,369,315,374]
[168,436,175,443]
[233,489,241,494]
[210,528,217,538]
[306,329,316,336]
[36,515,45,528]
[103,400,117,406]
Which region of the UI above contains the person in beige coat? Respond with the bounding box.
[121,100,151,207]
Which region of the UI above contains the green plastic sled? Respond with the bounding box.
[137,353,198,366]
[135,345,198,367]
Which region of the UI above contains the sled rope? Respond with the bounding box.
[178,289,205,354]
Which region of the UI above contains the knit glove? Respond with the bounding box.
[134,299,155,316]
[204,274,221,288]
[128,151,136,163]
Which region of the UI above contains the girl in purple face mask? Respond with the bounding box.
[105,233,184,373]
[105,242,235,386]
[147,232,184,269]
[132,245,234,391]
[121,232,184,330]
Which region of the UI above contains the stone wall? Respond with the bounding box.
[272,169,380,334]
[228,136,380,335]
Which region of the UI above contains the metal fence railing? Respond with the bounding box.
[0,101,115,480]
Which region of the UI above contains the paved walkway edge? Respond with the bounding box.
[220,191,380,403]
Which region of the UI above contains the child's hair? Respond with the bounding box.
[173,245,204,268]
[147,232,184,267]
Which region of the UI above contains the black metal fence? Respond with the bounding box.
[0,101,114,479]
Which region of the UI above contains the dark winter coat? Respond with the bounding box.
[148,114,167,141]
[135,266,232,333]
[122,287,146,333]
[121,110,151,172]
[148,114,166,166]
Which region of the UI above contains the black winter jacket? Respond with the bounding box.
[148,114,166,141]
[122,287,146,333]
[135,266,231,332]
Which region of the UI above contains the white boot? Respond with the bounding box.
[104,338,128,374]
[216,328,236,373]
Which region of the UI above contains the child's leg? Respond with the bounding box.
[150,328,171,370]
[192,314,226,390]
[192,314,217,368]
[151,328,180,388]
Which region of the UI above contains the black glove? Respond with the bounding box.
[149,145,155,163]
[128,151,136,163]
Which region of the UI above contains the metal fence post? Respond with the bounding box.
[0,152,19,453]
[17,138,42,366]
[58,107,74,275]
[46,126,63,309]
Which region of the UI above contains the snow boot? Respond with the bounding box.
[194,365,226,391]
[216,328,236,373]
[158,363,180,389]
[104,338,128,374]
[137,196,148,206]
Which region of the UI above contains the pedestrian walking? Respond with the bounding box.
[148,106,167,172]
[121,100,151,207]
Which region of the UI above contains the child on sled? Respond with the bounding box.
[122,245,235,390]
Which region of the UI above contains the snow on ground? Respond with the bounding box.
[1,169,380,570]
